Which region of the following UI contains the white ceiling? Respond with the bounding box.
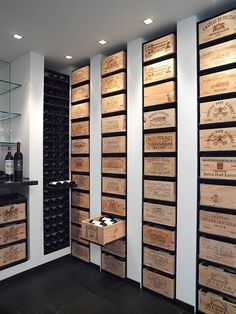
[0,0,235,71]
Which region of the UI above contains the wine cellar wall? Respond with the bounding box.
[70,66,90,262]
[43,69,70,254]
[197,9,236,313]
[142,34,178,300]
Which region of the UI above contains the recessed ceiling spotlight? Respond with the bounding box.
[65,55,73,60]
[142,18,154,25]
[13,33,23,40]
[98,39,107,45]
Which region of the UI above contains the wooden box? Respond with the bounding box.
[71,120,89,137]
[144,81,176,107]
[143,247,175,275]
[0,242,26,268]
[71,208,89,225]
[102,94,126,114]
[102,115,126,134]
[200,183,236,210]
[143,34,175,63]
[0,203,26,225]
[144,180,176,202]
[200,157,236,180]
[199,237,236,268]
[200,68,236,98]
[199,264,236,297]
[143,58,175,85]
[144,132,176,153]
[102,136,126,154]
[102,157,126,174]
[0,223,26,246]
[198,289,236,314]
[71,139,89,155]
[143,268,175,299]
[102,72,126,95]
[72,174,89,190]
[71,157,89,172]
[71,224,89,245]
[102,51,126,75]
[200,127,236,152]
[71,241,90,262]
[71,66,89,85]
[200,98,236,125]
[143,225,175,251]
[102,177,126,196]
[198,9,236,45]
[81,216,126,245]
[102,253,125,278]
[144,157,176,177]
[71,102,89,119]
[102,196,126,217]
[71,84,89,103]
[144,202,175,227]
[144,108,175,130]
[71,191,89,209]
[103,240,126,258]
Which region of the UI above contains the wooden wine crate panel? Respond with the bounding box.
[200,98,236,125]
[71,139,89,154]
[144,132,176,153]
[200,157,236,180]
[72,174,89,190]
[102,177,126,196]
[200,68,236,98]
[143,268,175,299]
[71,224,89,245]
[102,196,126,216]
[101,72,126,95]
[71,120,89,137]
[143,247,175,275]
[143,225,175,251]
[71,102,89,119]
[71,84,89,103]
[198,290,236,314]
[71,66,89,85]
[144,180,176,202]
[0,203,26,225]
[71,157,89,172]
[144,202,176,227]
[200,210,236,239]
[103,240,126,258]
[102,253,125,278]
[0,223,26,246]
[144,81,176,107]
[102,136,126,154]
[198,9,236,45]
[199,264,236,297]
[102,157,126,174]
[200,183,236,210]
[102,115,126,134]
[143,58,175,85]
[144,108,176,130]
[144,157,176,177]
[199,237,236,268]
[71,208,89,225]
[102,93,126,114]
[71,191,90,209]
[0,242,26,268]
[143,34,175,63]
[200,39,236,71]
[200,127,236,152]
[102,51,126,75]
[71,241,90,262]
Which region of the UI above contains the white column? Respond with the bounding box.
[176,15,198,307]
[127,38,144,284]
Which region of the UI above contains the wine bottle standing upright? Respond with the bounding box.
[4,147,14,181]
[14,142,23,182]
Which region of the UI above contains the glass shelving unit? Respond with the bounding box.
[0,79,21,95]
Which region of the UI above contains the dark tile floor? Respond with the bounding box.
[0,255,192,314]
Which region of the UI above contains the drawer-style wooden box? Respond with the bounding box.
[71,84,89,103]
[71,191,90,209]
[102,253,125,278]
[199,237,236,268]
[81,216,125,245]
[144,180,176,202]
[103,240,126,258]
[102,115,126,134]
[143,268,175,299]
[71,66,89,85]
[71,208,89,225]
[144,81,176,107]
[102,94,126,114]
[102,136,126,154]
[200,157,236,180]
[143,247,175,275]
[144,202,176,227]
[102,177,126,196]
[72,174,89,190]
[102,157,126,174]
[144,132,176,153]
[199,264,236,297]
[143,225,175,251]
[102,196,126,216]
[0,242,26,268]
[144,58,175,85]
[102,51,126,75]
[198,289,236,314]
[71,224,89,245]
[143,34,175,63]
[144,157,176,177]
[102,72,126,95]
[71,157,89,172]
[0,203,26,225]
[71,121,89,137]
[200,127,236,152]
[71,102,89,119]
[144,108,176,130]
[71,241,90,262]
[71,139,89,155]
[0,223,26,246]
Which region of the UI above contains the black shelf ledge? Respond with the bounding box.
[0,178,38,188]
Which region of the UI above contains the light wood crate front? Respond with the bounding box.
[144,108,176,130]
[102,51,126,75]
[144,157,176,177]
[143,247,175,275]
[144,180,176,202]
[102,94,126,114]
[102,253,125,278]
[71,139,89,155]
[71,191,90,209]
[144,202,176,227]
[0,223,26,246]
[144,81,176,107]
[200,157,236,180]
[102,136,126,154]
[143,225,175,251]
[103,240,126,258]
[144,132,176,153]
[102,177,126,196]
[143,34,175,62]
[102,196,126,216]
[144,58,175,85]
[102,72,126,95]
[71,84,89,103]
[0,242,26,268]
[0,203,26,225]
[71,66,89,85]
[71,242,90,262]
[200,127,236,152]
[71,102,89,119]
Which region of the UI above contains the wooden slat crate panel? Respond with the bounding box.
[71,139,89,154]
[143,247,175,275]
[72,174,89,190]
[102,72,126,95]
[102,253,126,278]
[0,223,26,246]
[71,102,89,119]
[71,224,89,245]
[200,127,236,152]
[0,242,26,268]
[143,225,175,251]
[144,58,175,85]
[71,84,89,103]
[102,157,126,174]
[144,108,176,130]
[103,240,126,258]
[0,203,26,225]
[144,180,176,202]
[144,132,176,153]
[144,157,176,177]
[102,94,126,114]
[144,202,176,227]
[71,66,89,85]
[71,242,90,262]
[71,208,89,225]
[71,191,90,209]
[71,157,89,172]
[144,81,176,107]
[71,121,89,137]
[200,157,236,180]
[102,136,126,154]
[143,34,175,62]
[102,196,126,216]
[102,51,126,75]
[102,115,126,134]
[102,177,126,196]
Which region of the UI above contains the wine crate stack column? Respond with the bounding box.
[43,69,70,254]
[101,51,127,278]
[142,34,177,300]
[70,66,90,262]
[197,9,236,313]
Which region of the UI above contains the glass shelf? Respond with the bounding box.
[0,141,16,146]
[0,79,21,95]
[0,111,21,121]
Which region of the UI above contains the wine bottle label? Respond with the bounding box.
[5,160,14,175]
